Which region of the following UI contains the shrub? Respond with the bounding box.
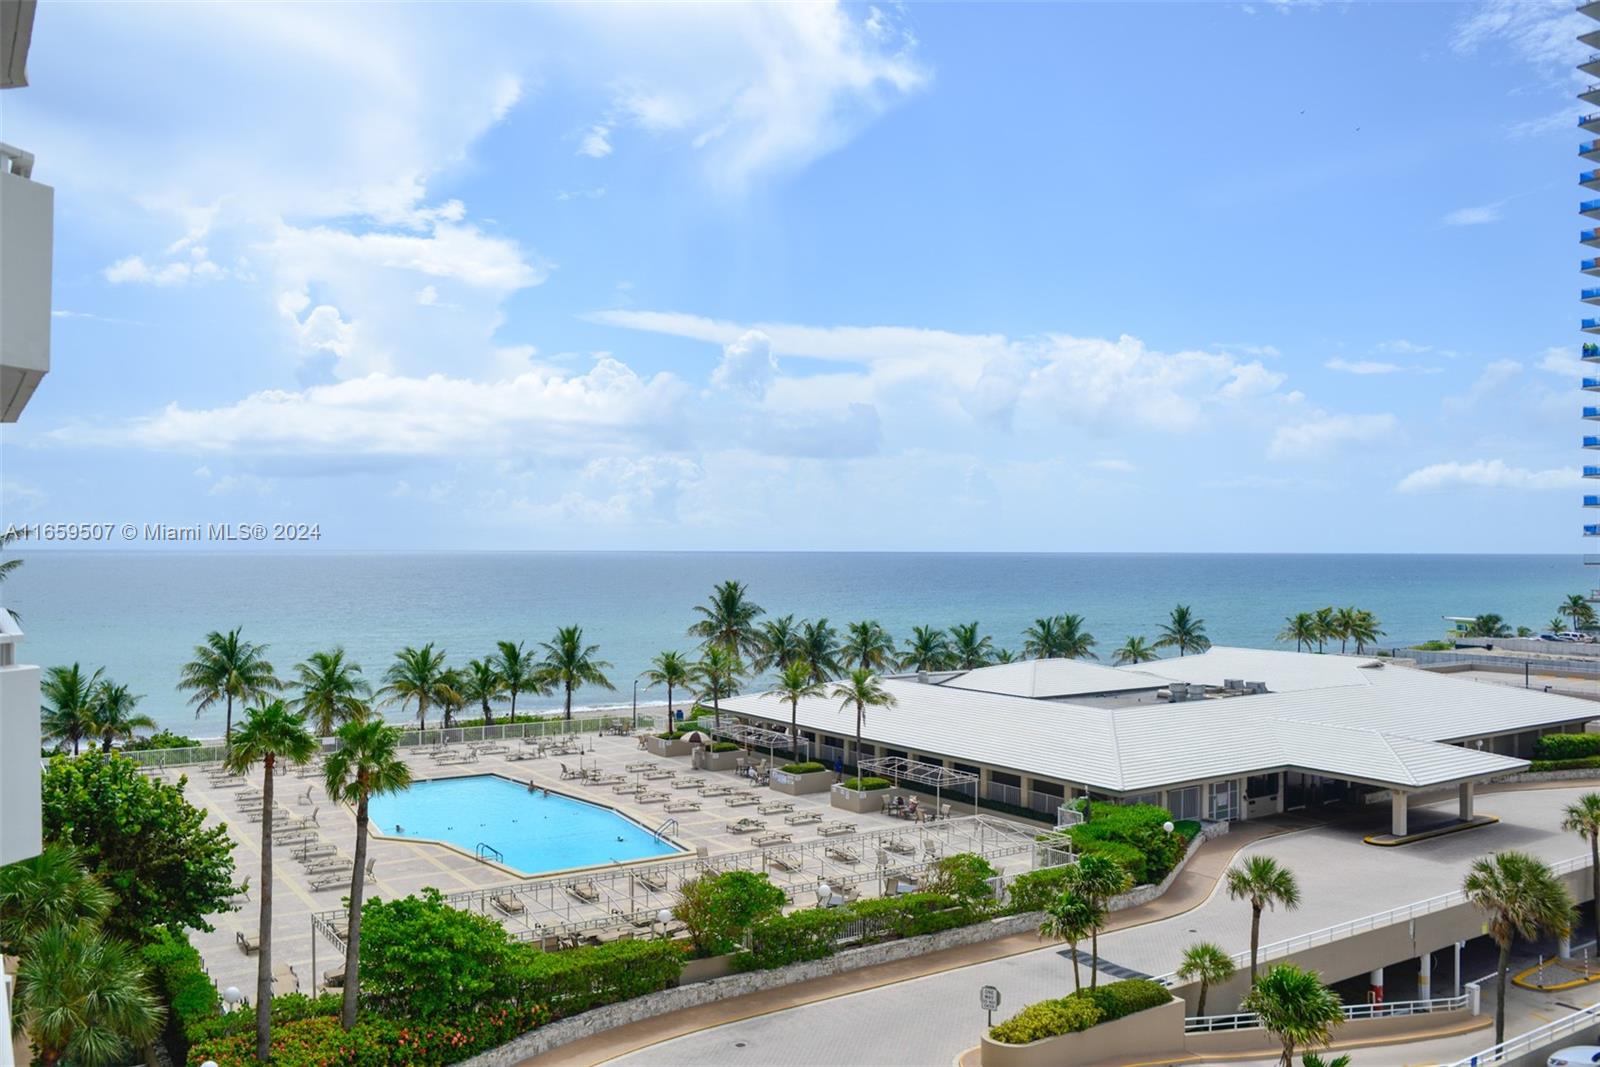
[924,853,999,902]
[1529,756,1600,773]
[1412,640,1454,651]
[1004,865,1073,914]
[1173,819,1202,841]
[1081,978,1171,1022]
[781,761,826,774]
[359,889,515,1019]
[142,926,219,1061]
[849,893,978,940]
[1076,839,1149,885]
[183,992,342,1045]
[839,776,891,791]
[125,730,201,751]
[1534,734,1600,761]
[507,938,679,1016]
[674,870,786,957]
[1068,803,1186,885]
[710,741,740,752]
[734,907,853,970]
[188,1004,551,1066]
[988,996,1102,1044]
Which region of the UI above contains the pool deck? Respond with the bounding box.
[167,731,1027,1003]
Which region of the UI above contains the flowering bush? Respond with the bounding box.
[187,1003,550,1066]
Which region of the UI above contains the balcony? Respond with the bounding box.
[1586,343,1600,360]
[1586,437,1600,448]
[0,613,41,867]
[1586,496,1600,506]
[1584,320,1600,333]
[1587,406,1600,419]
[0,145,51,422]
[1586,525,1600,536]
[1584,140,1600,162]
[1585,27,1600,50]
[1586,199,1600,220]
[1582,54,1600,77]
[1585,86,1600,108]
[1582,0,1600,20]
[1585,466,1600,476]
[1584,229,1600,248]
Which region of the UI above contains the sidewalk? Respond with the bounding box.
[517,820,1293,1067]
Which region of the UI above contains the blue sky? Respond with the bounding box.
[0,0,1592,552]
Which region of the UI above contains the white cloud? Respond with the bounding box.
[1268,413,1398,460]
[1445,358,1524,411]
[1453,0,1587,73]
[1325,358,1402,375]
[1376,339,1432,355]
[578,124,614,158]
[104,251,226,286]
[1538,347,1584,376]
[1396,459,1574,493]
[711,330,780,399]
[1442,202,1502,226]
[1088,458,1136,473]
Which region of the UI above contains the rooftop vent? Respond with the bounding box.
[1223,678,1244,690]
[1245,681,1267,694]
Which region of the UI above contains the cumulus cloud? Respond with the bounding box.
[578,125,614,158]
[1442,202,1503,226]
[1325,358,1401,375]
[1267,413,1398,460]
[711,330,780,399]
[1396,459,1574,493]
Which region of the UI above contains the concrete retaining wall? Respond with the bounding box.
[979,998,1185,1067]
[460,912,1047,1066]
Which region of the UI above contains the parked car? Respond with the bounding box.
[1548,1047,1600,1067]
[1539,633,1563,641]
[1558,632,1591,642]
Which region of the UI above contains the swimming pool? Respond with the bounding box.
[368,774,683,874]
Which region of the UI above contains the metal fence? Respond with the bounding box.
[1184,994,1468,1034]
[1440,998,1600,1067]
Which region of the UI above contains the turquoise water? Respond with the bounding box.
[366,774,682,874]
[3,550,1590,732]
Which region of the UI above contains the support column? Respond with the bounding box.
[1418,952,1431,997]
[1391,791,1409,837]
[1561,934,1573,960]
[1019,776,1034,811]
[1459,781,1475,821]
[1369,966,1384,1004]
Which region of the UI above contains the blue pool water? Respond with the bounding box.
[367,774,682,874]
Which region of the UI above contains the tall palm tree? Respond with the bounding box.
[1469,613,1512,638]
[458,658,506,725]
[178,627,282,745]
[1155,605,1210,657]
[538,625,615,721]
[766,660,825,758]
[1225,855,1302,984]
[0,843,115,955]
[1348,609,1383,654]
[1112,636,1158,665]
[1040,890,1102,994]
[1311,607,1336,654]
[830,668,897,773]
[323,717,411,1030]
[1563,793,1600,940]
[1465,851,1575,1044]
[641,650,692,719]
[1330,608,1359,655]
[379,644,450,730]
[1176,941,1236,1017]
[1241,964,1343,1067]
[40,663,104,755]
[688,579,765,659]
[751,614,804,674]
[1062,853,1131,988]
[0,527,23,623]
[435,668,468,728]
[799,618,843,683]
[225,700,317,1061]
[88,683,155,753]
[1022,616,1066,659]
[899,625,952,672]
[13,921,163,1067]
[493,640,543,722]
[1564,593,1597,631]
[842,620,896,672]
[693,644,743,728]
[948,621,994,670]
[1277,613,1318,654]
[290,648,371,737]
[993,647,1017,664]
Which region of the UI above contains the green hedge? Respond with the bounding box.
[126,730,202,751]
[141,927,220,1062]
[781,762,826,774]
[732,891,982,970]
[710,741,740,752]
[839,776,892,791]
[1528,756,1600,773]
[188,1005,551,1066]
[735,907,853,970]
[1068,803,1186,886]
[1534,734,1600,761]
[1004,866,1073,914]
[988,979,1170,1044]
[507,939,681,1016]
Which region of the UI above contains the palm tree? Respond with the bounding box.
[458,658,506,725]
[993,648,1017,663]
[290,648,371,736]
[1329,607,1359,655]
[1550,616,1571,634]
[40,663,104,755]
[1176,941,1236,1017]
[1277,613,1318,654]
[948,621,994,670]
[1310,607,1335,653]
[379,644,450,730]
[1564,593,1597,631]
[1022,614,1097,659]
[538,625,615,721]
[1113,636,1158,665]
[225,700,317,1061]
[1225,855,1302,984]
[0,527,23,622]
[1062,853,1131,988]
[1564,793,1600,940]
[641,650,692,719]
[842,620,896,672]
[1155,605,1210,657]
[688,579,765,658]
[1465,851,1576,1044]
[766,660,825,758]
[14,921,163,1067]
[0,843,115,955]
[830,668,897,775]
[1348,610,1383,654]
[493,640,543,722]
[799,618,843,682]
[88,683,155,752]
[323,717,411,1030]
[899,625,952,672]
[693,644,743,728]
[1040,890,1102,994]
[1300,1055,1352,1067]
[752,614,804,674]
[1468,613,1513,638]
[1241,964,1343,1067]
[178,627,282,744]
[435,668,467,728]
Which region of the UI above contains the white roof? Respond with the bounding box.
[722,648,1573,794]
[938,658,1165,698]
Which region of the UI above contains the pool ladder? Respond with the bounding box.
[652,818,677,842]
[474,841,504,864]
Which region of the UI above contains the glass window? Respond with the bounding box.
[1246,774,1279,799]
[990,770,1021,788]
[1166,786,1201,821]
[1207,780,1238,821]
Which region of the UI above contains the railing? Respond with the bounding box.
[652,818,678,842]
[1583,379,1600,390]
[1584,230,1600,243]
[1584,143,1600,156]
[1586,406,1600,418]
[1583,117,1600,130]
[1440,999,1600,1067]
[475,842,504,864]
[1185,995,1468,1035]
[1156,856,1590,984]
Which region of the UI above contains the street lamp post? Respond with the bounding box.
[632,679,638,731]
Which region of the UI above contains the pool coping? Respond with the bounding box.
[368,770,690,881]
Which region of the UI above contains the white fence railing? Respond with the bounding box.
[1157,854,1591,984]
[1440,999,1600,1067]
[1185,994,1468,1034]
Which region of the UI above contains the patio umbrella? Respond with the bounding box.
[681,730,710,745]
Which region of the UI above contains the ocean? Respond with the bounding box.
[2,551,1588,734]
